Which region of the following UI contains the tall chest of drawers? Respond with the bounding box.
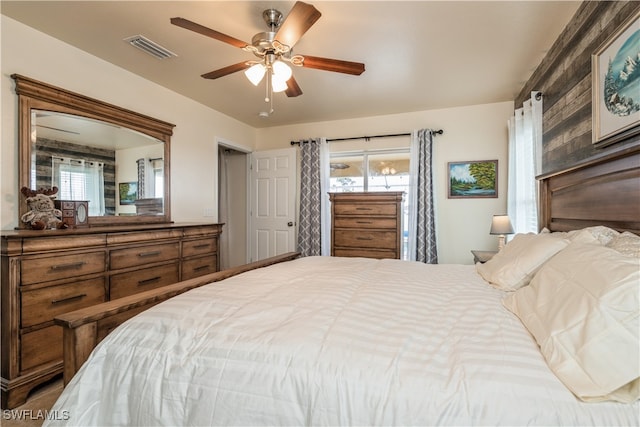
[1,223,222,408]
[330,192,404,259]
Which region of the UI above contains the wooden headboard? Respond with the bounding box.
[538,144,640,235]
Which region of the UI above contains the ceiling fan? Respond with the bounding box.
[170,1,365,103]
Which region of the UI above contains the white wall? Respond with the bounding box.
[255,102,514,264]
[1,16,256,229]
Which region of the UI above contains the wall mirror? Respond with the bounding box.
[13,74,174,228]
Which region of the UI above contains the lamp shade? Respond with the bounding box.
[271,77,288,93]
[490,215,514,235]
[244,63,266,86]
[272,60,292,81]
[271,61,292,93]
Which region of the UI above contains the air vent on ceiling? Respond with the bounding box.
[124,35,177,59]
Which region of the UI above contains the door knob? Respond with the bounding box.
[287,221,294,227]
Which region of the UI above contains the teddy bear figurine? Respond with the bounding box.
[20,187,67,230]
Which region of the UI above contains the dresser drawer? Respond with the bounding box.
[21,278,106,328]
[334,229,397,249]
[21,325,62,373]
[21,234,106,253]
[21,251,105,285]
[334,217,397,229]
[333,248,398,259]
[182,255,217,280]
[110,242,179,270]
[333,203,397,216]
[110,262,179,299]
[183,238,217,257]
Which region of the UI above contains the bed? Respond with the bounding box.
[47,145,639,426]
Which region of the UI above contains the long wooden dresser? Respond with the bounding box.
[330,192,404,259]
[1,222,222,408]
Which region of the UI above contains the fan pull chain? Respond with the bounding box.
[265,73,270,103]
[261,65,274,115]
[267,77,274,113]
[270,89,274,114]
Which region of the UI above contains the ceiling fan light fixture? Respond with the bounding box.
[172,1,365,114]
[245,63,266,85]
[272,60,293,81]
[272,77,289,93]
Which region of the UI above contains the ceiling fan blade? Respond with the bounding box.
[201,62,251,80]
[171,17,248,49]
[275,2,321,49]
[300,55,365,75]
[285,76,303,97]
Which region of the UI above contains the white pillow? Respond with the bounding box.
[476,232,570,291]
[502,242,640,403]
[567,225,620,245]
[565,228,605,245]
[606,231,640,258]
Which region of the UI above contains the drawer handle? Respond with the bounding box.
[193,265,210,272]
[138,276,161,286]
[357,237,373,241]
[192,244,211,249]
[356,221,373,224]
[50,261,85,271]
[138,251,161,258]
[355,207,373,211]
[51,293,86,305]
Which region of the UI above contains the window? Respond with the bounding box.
[330,149,411,259]
[508,94,542,234]
[52,157,105,216]
[150,158,164,198]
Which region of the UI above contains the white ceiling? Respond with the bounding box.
[34,110,162,150]
[2,1,581,129]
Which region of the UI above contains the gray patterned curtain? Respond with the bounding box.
[409,129,438,263]
[136,158,145,198]
[297,139,323,257]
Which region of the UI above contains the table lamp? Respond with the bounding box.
[490,214,514,250]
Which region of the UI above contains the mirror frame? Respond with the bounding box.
[12,74,174,228]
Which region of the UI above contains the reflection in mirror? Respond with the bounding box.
[14,74,174,228]
[31,111,164,217]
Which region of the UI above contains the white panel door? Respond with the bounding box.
[250,148,297,262]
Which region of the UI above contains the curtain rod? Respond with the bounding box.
[290,129,443,145]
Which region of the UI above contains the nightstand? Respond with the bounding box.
[471,250,498,264]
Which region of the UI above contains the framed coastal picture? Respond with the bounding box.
[447,160,498,199]
[119,182,138,205]
[592,10,640,147]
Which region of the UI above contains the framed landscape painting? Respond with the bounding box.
[448,160,498,199]
[592,10,640,147]
[119,182,138,205]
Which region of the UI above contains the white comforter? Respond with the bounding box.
[46,256,638,426]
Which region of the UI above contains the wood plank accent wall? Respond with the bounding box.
[516,1,640,175]
[34,138,116,214]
